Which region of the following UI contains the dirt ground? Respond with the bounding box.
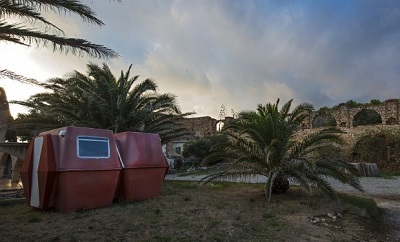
[0,181,395,241]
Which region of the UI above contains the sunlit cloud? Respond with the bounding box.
[2,0,400,118]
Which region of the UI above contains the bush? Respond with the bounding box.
[182,134,228,164]
[353,127,400,173]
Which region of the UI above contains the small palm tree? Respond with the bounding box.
[0,0,118,83]
[13,63,191,143]
[203,99,363,202]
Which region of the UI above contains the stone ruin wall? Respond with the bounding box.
[183,99,400,144]
[180,116,219,139]
[297,125,400,173]
[304,99,400,129]
[180,116,237,140]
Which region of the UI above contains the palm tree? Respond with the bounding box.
[12,63,192,143]
[203,99,363,202]
[0,0,118,82]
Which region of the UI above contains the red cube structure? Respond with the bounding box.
[20,126,122,212]
[114,132,169,201]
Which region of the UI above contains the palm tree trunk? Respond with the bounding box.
[265,172,275,203]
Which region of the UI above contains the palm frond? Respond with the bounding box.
[21,0,104,26]
[0,68,39,85]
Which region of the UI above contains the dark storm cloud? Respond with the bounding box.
[8,0,400,117]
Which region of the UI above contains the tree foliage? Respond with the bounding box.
[344,100,362,108]
[202,99,362,202]
[370,99,381,105]
[12,63,191,143]
[182,134,228,162]
[0,0,118,83]
[353,128,400,173]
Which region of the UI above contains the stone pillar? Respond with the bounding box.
[0,87,10,142]
[0,151,8,178]
[0,111,7,142]
[10,155,22,182]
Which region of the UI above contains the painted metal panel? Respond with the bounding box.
[30,137,43,207]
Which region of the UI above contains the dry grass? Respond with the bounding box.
[0,181,388,241]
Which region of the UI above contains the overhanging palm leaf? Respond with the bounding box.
[0,69,39,85]
[0,0,118,82]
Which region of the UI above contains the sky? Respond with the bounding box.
[1,0,400,118]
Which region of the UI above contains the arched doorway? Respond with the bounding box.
[0,152,10,178]
[312,114,337,128]
[0,152,23,181]
[352,133,387,162]
[352,109,382,127]
[386,117,396,125]
[216,120,224,132]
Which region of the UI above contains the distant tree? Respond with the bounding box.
[183,139,211,160]
[370,99,382,105]
[0,0,118,83]
[5,128,16,142]
[12,63,191,143]
[317,106,331,115]
[183,134,228,163]
[345,100,362,108]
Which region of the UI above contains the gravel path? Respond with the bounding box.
[166,174,400,197]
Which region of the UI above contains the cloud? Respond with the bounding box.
[3,0,400,118]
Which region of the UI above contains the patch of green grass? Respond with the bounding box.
[338,193,380,218]
[154,208,162,216]
[67,233,79,242]
[206,217,223,228]
[27,213,42,223]
[153,235,172,241]
[167,180,199,189]
[50,235,61,241]
[71,211,91,220]
[267,219,286,228]
[262,210,276,219]
[207,182,230,190]
[378,171,399,179]
[0,199,24,206]
[332,239,352,242]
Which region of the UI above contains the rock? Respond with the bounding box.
[311,218,320,224]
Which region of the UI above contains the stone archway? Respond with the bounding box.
[0,151,23,181]
[352,109,382,127]
[386,117,397,125]
[215,120,224,132]
[312,114,337,128]
[0,151,9,178]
